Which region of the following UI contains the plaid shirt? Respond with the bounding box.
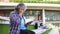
[9,11,20,34]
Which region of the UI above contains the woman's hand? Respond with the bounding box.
[25,21,33,27]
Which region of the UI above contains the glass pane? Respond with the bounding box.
[45,10,60,21]
[23,9,42,20]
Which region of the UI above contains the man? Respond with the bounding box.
[9,3,35,34]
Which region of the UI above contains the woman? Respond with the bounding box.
[32,14,42,29]
[9,3,35,34]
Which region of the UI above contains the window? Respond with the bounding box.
[23,9,42,20]
[45,10,60,21]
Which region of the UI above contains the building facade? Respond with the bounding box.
[0,3,60,27]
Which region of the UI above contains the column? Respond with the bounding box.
[42,9,45,25]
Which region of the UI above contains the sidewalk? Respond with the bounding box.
[49,28,59,34]
[32,28,47,34]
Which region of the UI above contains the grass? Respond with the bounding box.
[58,28,60,34]
[0,24,35,34]
[27,25,35,30]
[41,28,52,34]
[0,24,9,34]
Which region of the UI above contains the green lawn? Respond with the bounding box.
[0,24,35,34]
[0,24,9,34]
[27,25,35,30]
[41,28,52,34]
[58,28,60,34]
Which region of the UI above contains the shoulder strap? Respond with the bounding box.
[22,16,25,23]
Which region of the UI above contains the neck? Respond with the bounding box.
[19,13,23,16]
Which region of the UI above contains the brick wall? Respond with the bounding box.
[0,11,3,16]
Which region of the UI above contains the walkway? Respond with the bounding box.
[49,28,59,34]
[32,28,47,34]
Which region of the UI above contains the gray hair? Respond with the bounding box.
[15,3,27,11]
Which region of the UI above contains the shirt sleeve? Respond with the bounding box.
[9,11,20,34]
[10,12,20,23]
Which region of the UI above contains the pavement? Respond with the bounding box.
[32,28,47,34]
[49,28,59,34]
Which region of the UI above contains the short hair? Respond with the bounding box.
[15,3,27,11]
